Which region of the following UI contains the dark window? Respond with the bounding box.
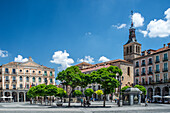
[39,71,41,74]
[5,68,8,73]
[20,76,22,82]
[12,69,16,74]
[20,84,23,88]
[136,61,139,67]
[26,77,29,82]
[138,47,140,53]
[130,46,132,53]
[127,67,130,76]
[136,46,138,53]
[33,70,35,73]
[20,70,22,72]
[26,70,29,73]
[127,47,129,54]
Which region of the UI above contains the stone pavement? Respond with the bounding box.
[0,101,169,113]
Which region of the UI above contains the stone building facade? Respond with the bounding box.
[0,57,55,102]
[75,59,134,100]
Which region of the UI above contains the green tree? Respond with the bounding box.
[56,66,82,106]
[35,84,46,105]
[84,88,94,101]
[27,86,37,104]
[91,66,122,107]
[121,86,131,92]
[95,90,103,101]
[134,85,147,95]
[55,88,67,102]
[46,84,58,105]
[73,90,82,97]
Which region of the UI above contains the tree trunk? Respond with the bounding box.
[41,96,43,105]
[103,94,106,107]
[68,93,71,107]
[61,97,62,102]
[50,96,52,106]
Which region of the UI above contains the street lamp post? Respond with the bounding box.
[118,76,124,107]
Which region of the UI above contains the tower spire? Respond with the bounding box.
[131,10,133,27]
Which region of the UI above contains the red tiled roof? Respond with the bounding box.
[75,62,92,66]
[80,59,132,72]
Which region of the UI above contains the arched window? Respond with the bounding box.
[32,77,35,82]
[127,47,129,54]
[136,46,138,53]
[127,67,130,76]
[130,46,132,53]
[5,68,8,73]
[20,76,22,82]
[39,77,41,82]
[26,76,29,82]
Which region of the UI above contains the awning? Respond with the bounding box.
[0,96,8,98]
[163,96,170,98]
[7,96,13,98]
[153,95,162,98]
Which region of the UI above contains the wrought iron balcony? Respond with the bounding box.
[155,60,160,63]
[141,73,146,76]
[163,68,168,72]
[141,63,146,66]
[155,70,160,73]
[163,57,168,62]
[148,71,153,75]
[148,62,153,65]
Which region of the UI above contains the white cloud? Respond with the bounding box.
[138,29,148,37]
[85,32,92,36]
[146,8,170,38]
[78,56,94,63]
[98,56,110,62]
[132,13,144,27]
[14,55,28,62]
[50,50,74,71]
[0,50,8,57]
[112,24,126,29]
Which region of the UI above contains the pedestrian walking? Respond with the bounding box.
[81,98,83,106]
[145,98,148,107]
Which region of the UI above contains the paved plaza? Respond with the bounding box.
[0,101,170,113]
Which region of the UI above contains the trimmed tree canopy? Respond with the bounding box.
[121,86,131,92]
[95,90,103,96]
[73,90,82,97]
[84,88,94,97]
[134,85,147,95]
[56,88,67,97]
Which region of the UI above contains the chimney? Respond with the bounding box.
[29,57,33,61]
[163,44,166,48]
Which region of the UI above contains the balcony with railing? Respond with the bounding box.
[5,80,9,83]
[148,61,153,65]
[141,72,146,76]
[155,60,160,63]
[163,57,168,62]
[135,73,139,77]
[155,70,160,73]
[148,71,153,75]
[141,63,146,66]
[163,68,168,72]
[12,80,17,83]
[135,64,139,68]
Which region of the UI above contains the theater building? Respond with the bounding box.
[0,57,55,102]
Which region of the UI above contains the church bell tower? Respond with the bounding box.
[123,11,141,62]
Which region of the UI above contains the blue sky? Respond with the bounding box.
[0,0,170,78]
